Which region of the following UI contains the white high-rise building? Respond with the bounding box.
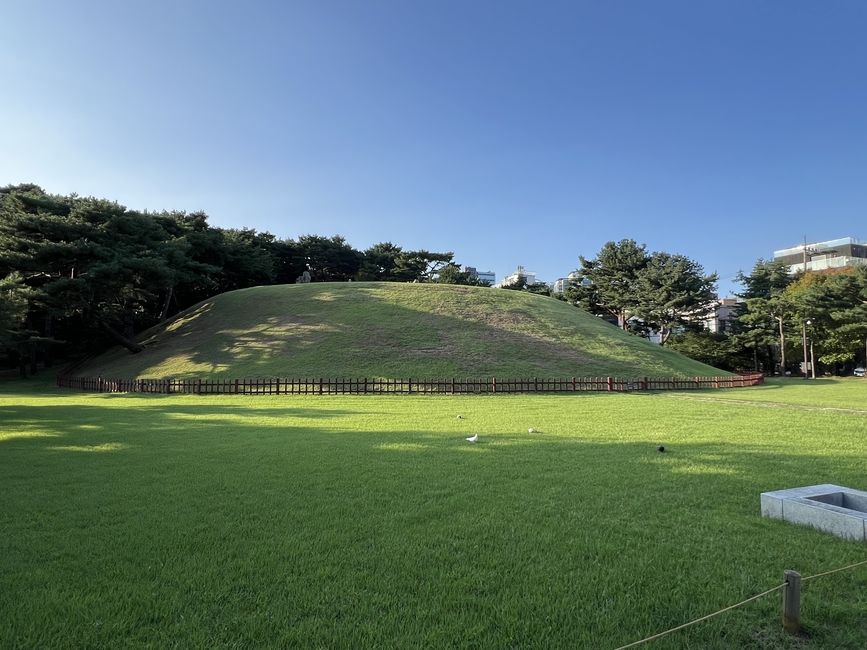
[552,271,581,294]
[463,266,496,285]
[496,265,537,288]
[773,237,867,274]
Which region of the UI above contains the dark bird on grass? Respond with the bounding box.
[657,445,666,453]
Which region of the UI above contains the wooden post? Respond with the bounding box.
[783,570,801,634]
[492,377,496,394]
[607,376,613,392]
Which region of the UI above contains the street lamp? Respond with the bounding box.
[806,319,816,379]
[802,318,810,379]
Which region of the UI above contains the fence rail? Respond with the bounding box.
[56,373,764,395]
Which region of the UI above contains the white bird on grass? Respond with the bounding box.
[466,434,479,443]
[528,427,537,433]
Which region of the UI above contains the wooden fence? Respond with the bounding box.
[56,373,764,395]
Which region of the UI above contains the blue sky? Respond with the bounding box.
[2,1,866,295]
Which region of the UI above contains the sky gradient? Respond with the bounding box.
[2,1,866,295]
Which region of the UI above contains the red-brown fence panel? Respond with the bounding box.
[56,372,764,395]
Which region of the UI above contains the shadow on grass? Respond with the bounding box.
[2,396,866,649]
[72,283,721,380]
[2,399,864,491]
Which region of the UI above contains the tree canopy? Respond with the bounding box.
[567,239,717,344]
[0,184,463,373]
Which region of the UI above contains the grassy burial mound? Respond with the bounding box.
[78,282,724,379]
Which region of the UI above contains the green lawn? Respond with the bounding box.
[2,379,866,648]
[671,377,867,410]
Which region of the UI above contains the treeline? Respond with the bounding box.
[703,259,867,374]
[664,259,867,374]
[0,184,485,375]
[566,239,718,345]
[564,239,867,374]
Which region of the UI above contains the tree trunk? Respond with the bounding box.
[29,342,38,376]
[776,315,786,374]
[101,321,144,353]
[43,314,54,368]
[159,286,174,322]
[12,350,27,378]
[659,326,671,346]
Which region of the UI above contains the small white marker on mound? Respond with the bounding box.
[456,415,464,419]
[466,434,478,443]
[528,428,537,433]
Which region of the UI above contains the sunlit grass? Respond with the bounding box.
[670,377,867,410]
[78,283,723,380]
[1,380,865,648]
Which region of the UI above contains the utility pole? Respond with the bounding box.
[802,236,810,379]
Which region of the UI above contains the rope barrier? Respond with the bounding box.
[612,556,867,650]
[801,557,867,582]
[611,583,786,650]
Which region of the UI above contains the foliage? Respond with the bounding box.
[666,328,752,371]
[567,239,648,329]
[729,259,794,373]
[782,268,867,367]
[0,272,38,347]
[434,263,489,286]
[731,261,867,375]
[567,240,717,345]
[632,252,718,345]
[0,185,462,367]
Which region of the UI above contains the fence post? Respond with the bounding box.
[782,570,801,634]
[607,376,613,392]
[492,377,496,394]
